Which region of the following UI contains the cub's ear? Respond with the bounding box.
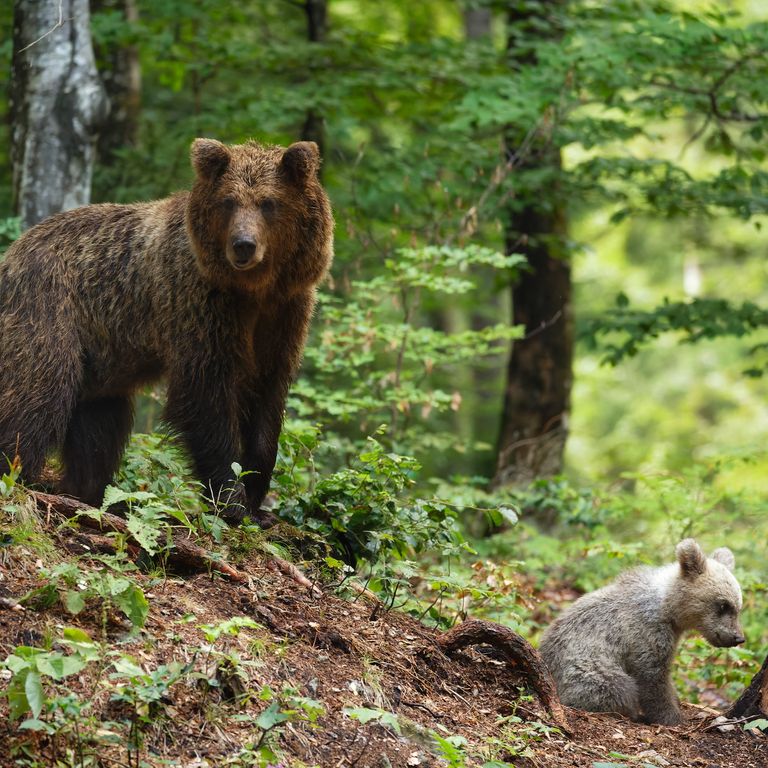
[711,547,736,572]
[191,138,230,179]
[676,538,707,579]
[280,141,320,185]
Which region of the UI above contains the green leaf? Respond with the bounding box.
[19,718,56,733]
[62,627,93,644]
[36,653,86,680]
[24,671,44,719]
[343,706,402,735]
[256,700,291,731]
[111,584,149,628]
[64,590,87,615]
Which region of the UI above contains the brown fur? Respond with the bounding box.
[539,539,744,725]
[0,139,333,521]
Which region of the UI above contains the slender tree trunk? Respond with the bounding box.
[91,0,141,166]
[301,0,327,165]
[493,1,572,488]
[11,0,109,229]
[463,3,492,40]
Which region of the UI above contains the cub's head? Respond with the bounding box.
[674,538,744,648]
[187,138,333,294]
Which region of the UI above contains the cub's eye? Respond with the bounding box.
[260,198,277,216]
[716,600,732,615]
[220,197,237,212]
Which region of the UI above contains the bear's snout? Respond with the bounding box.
[232,237,259,268]
[709,628,745,647]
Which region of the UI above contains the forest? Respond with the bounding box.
[1,0,768,766]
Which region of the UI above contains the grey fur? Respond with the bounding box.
[539,539,744,724]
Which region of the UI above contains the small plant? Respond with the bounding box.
[23,557,149,632]
[1,628,110,767]
[226,684,326,767]
[197,617,264,706]
[108,655,195,766]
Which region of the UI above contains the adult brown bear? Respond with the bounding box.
[0,139,333,523]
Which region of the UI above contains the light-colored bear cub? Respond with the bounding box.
[539,539,744,725]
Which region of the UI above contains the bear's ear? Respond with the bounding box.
[191,138,230,179]
[676,538,707,579]
[280,141,320,185]
[711,547,736,572]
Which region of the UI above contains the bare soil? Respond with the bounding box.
[0,537,766,768]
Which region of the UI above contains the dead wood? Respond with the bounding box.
[32,491,247,582]
[725,652,768,721]
[266,554,322,598]
[436,618,571,735]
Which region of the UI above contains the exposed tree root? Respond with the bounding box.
[266,554,322,598]
[436,618,571,735]
[31,491,275,585]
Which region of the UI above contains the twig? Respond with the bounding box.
[18,0,64,54]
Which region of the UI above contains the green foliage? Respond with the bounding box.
[583,295,768,372]
[0,215,20,254]
[22,558,148,631]
[2,628,100,722]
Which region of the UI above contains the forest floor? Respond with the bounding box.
[0,524,767,768]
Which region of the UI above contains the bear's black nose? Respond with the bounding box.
[232,238,257,265]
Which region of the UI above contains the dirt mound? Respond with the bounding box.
[1,545,766,767]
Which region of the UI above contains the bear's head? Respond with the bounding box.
[186,138,333,295]
[672,538,745,647]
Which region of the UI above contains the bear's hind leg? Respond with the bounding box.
[558,662,641,720]
[60,397,134,507]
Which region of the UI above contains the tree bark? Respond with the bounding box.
[11,0,109,229]
[463,3,492,40]
[725,652,768,721]
[493,1,572,489]
[91,0,141,166]
[301,0,327,167]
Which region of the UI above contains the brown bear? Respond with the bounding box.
[0,139,333,522]
[539,539,744,724]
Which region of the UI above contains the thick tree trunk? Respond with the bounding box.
[301,0,327,166]
[493,1,572,489]
[494,194,572,487]
[92,0,141,165]
[11,0,108,229]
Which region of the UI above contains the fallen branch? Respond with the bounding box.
[32,491,247,582]
[436,618,570,735]
[266,554,322,598]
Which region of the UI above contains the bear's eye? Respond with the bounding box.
[716,600,732,615]
[260,198,277,216]
[220,197,237,212]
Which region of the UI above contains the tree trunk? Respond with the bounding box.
[726,652,768,721]
[11,0,109,229]
[301,0,327,166]
[493,1,572,489]
[463,4,492,40]
[92,0,141,166]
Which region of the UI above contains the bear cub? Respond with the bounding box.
[539,539,744,725]
[0,139,333,523]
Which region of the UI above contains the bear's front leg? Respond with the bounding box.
[241,294,314,527]
[240,387,287,528]
[164,367,246,524]
[637,675,682,725]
